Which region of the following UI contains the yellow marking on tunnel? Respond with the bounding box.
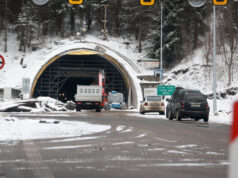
[67,50,100,55]
[30,55,62,98]
[30,50,131,97]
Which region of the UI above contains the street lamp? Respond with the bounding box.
[160,1,163,72]
[188,0,217,113]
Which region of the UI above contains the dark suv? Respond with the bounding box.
[166,88,210,122]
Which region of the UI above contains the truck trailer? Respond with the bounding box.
[75,85,103,112]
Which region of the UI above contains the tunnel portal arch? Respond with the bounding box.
[29,43,142,108]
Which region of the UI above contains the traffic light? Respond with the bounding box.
[69,0,83,5]
[140,0,155,6]
[213,0,228,5]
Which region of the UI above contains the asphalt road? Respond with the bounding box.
[0,111,230,178]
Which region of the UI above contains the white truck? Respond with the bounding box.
[74,85,103,112]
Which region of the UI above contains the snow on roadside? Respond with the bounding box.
[127,108,232,125]
[0,117,111,141]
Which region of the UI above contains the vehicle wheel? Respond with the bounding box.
[168,110,173,120]
[140,109,145,115]
[159,111,165,115]
[96,107,101,112]
[122,102,127,110]
[76,105,81,112]
[194,118,199,121]
[176,110,182,121]
[104,103,109,110]
[203,116,209,122]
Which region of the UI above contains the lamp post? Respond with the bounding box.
[160,1,163,71]
[213,5,217,113]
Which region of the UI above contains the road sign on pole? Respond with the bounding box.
[32,0,49,5]
[69,0,84,5]
[157,85,175,96]
[213,0,228,5]
[229,101,238,178]
[188,0,206,7]
[140,0,155,6]
[154,69,163,80]
[0,55,5,70]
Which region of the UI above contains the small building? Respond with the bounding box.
[0,88,21,100]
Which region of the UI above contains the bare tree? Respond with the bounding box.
[203,32,213,80]
[220,3,238,86]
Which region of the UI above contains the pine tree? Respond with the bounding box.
[151,0,210,68]
[121,0,156,52]
[17,1,38,52]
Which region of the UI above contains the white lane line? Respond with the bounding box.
[23,140,55,178]
[153,136,177,143]
[18,119,55,178]
[43,144,94,150]
[137,162,230,167]
[112,142,134,146]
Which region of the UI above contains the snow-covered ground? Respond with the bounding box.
[0,116,110,141]
[127,110,232,125]
[0,33,237,125]
[0,33,146,89]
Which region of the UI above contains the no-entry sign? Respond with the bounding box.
[0,55,5,70]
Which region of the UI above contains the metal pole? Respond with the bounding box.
[160,1,163,71]
[213,5,217,113]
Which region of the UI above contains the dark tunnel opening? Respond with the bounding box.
[58,77,96,102]
[33,54,128,103]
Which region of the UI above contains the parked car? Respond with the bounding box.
[166,88,210,122]
[140,96,165,115]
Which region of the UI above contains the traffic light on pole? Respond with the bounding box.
[69,0,83,5]
[140,0,155,6]
[213,0,228,5]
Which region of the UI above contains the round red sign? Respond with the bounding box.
[0,55,5,70]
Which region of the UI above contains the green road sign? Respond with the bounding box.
[157,85,175,96]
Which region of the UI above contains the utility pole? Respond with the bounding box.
[160,1,163,71]
[188,0,217,113]
[102,5,109,40]
[213,5,217,113]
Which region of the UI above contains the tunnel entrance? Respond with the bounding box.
[58,77,95,102]
[33,54,128,103]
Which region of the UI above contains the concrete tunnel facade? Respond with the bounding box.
[29,42,143,109]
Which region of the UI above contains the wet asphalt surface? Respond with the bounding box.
[0,110,230,178]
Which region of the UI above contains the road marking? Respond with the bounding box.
[18,120,55,178]
[0,167,6,178]
[153,136,177,143]
[137,162,230,167]
[23,140,55,178]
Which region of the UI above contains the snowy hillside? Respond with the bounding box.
[0,33,147,89]
[0,34,238,124]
